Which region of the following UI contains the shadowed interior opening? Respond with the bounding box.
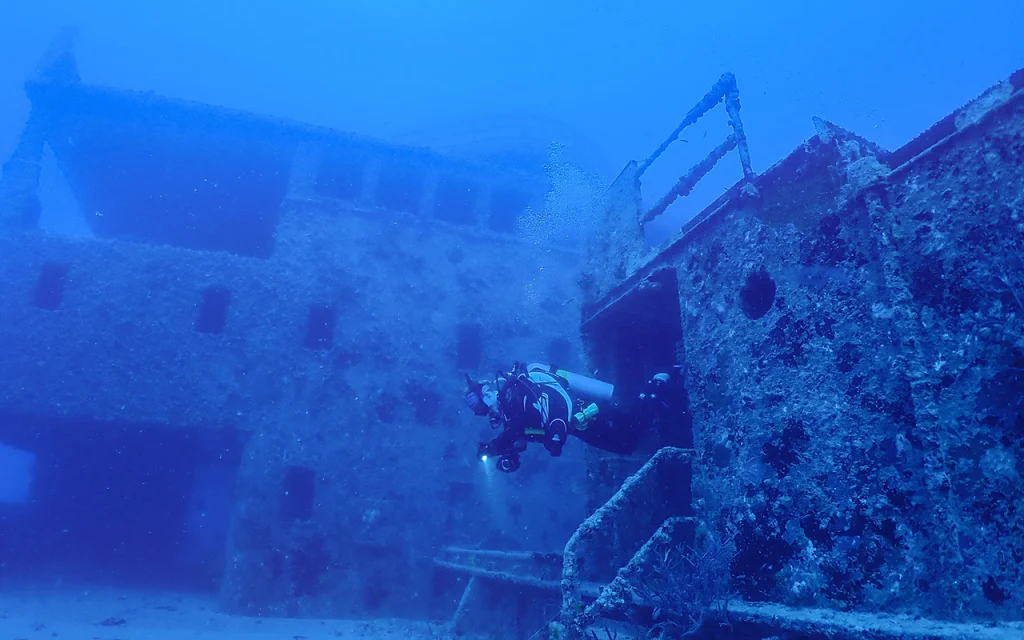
[580,268,693,517]
[316,152,365,202]
[739,267,776,320]
[282,466,316,522]
[196,285,231,334]
[434,176,478,225]
[583,268,684,402]
[376,161,424,214]
[33,262,69,310]
[41,101,293,259]
[0,414,246,592]
[489,187,531,234]
[456,322,483,369]
[305,304,337,349]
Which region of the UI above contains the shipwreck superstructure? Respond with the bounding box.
[0,40,585,617]
[1,33,1021,640]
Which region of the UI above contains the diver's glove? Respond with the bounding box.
[635,367,687,425]
[477,442,522,473]
[463,374,491,416]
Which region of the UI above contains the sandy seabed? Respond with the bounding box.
[0,588,461,640]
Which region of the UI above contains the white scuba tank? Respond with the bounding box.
[527,363,615,403]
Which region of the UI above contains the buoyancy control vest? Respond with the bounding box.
[496,363,574,441]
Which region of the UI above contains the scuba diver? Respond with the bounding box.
[463,361,687,473]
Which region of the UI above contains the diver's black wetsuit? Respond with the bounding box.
[575,399,648,454]
[472,362,686,473]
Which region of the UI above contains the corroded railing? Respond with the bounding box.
[560,446,695,638]
[638,72,755,225]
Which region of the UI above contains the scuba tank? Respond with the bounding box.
[527,363,615,403]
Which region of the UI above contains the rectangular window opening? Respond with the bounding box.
[196,286,231,334]
[375,162,424,214]
[489,187,531,234]
[305,304,337,350]
[434,177,478,225]
[0,415,247,593]
[456,322,483,370]
[0,441,36,505]
[316,155,365,202]
[282,465,316,522]
[33,262,69,310]
[60,132,292,259]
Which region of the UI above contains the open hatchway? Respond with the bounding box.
[0,413,246,592]
[582,267,685,404]
[579,266,693,515]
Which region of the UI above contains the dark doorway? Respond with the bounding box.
[582,268,684,400]
[579,267,693,519]
[0,414,245,592]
